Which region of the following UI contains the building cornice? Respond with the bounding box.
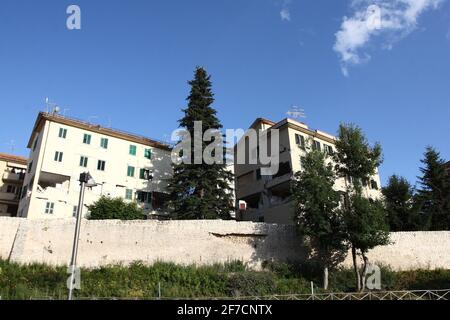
[0,153,28,165]
[27,112,172,151]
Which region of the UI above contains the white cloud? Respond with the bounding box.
[334,0,445,76]
[278,0,292,22]
[280,8,291,21]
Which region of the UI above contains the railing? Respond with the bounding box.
[18,289,450,301]
[2,171,25,182]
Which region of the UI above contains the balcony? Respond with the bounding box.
[0,191,21,202]
[2,171,25,183]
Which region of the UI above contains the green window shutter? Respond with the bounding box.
[129,145,137,156]
[59,128,67,138]
[145,149,152,159]
[83,134,91,144]
[101,138,108,149]
[127,166,135,177]
[139,168,145,179]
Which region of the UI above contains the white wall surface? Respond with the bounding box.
[1,217,449,271]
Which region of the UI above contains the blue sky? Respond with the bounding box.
[0,0,449,187]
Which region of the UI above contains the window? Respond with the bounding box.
[73,206,78,217]
[45,202,55,214]
[125,189,133,200]
[370,180,379,190]
[54,151,63,162]
[324,145,334,155]
[127,166,135,177]
[144,148,152,160]
[59,128,67,139]
[129,145,137,156]
[83,134,92,145]
[136,191,152,204]
[28,161,33,173]
[139,168,151,180]
[97,160,106,171]
[295,134,305,148]
[6,185,16,194]
[100,138,108,149]
[312,141,321,152]
[80,156,88,168]
[300,156,306,169]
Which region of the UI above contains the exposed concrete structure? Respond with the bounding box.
[0,153,27,217]
[18,112,173,219]
[1,218,449,271]
[234,118,382,224]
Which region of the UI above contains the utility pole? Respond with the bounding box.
[68,172,94,300]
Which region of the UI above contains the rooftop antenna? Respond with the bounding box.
[286,105,306,120]
[5,140,16,153]
[45,97,59,114]
[63,108,71,117]
[88,115,99,124]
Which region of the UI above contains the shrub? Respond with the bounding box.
[87,196,145,220]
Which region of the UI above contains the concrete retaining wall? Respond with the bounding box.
[1,217,449,270]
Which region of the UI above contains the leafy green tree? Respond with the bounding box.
[292,151,347,290]
[87,196,145,220]
[382,175,421,231]
[333,123,389,291]
[416,147,450,230]
[167,67,234,219]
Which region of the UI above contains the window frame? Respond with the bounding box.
[100,137,108,149]
[83,133,92,145]
[129,145,137,156]
[97,160,106,171]
[45,202,55,214]
[127,165,135,177]
[80,156,88,168]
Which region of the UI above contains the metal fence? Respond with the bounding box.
[14,289,450,301]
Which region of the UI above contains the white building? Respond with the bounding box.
[18,112,173,219]
[234,118,382,224]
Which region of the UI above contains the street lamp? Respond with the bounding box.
[68,172,96,300]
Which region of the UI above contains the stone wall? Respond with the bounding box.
[1,217,449,270]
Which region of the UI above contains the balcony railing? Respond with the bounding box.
[2,172,25,182]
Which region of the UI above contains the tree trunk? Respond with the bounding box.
[351,246,361,292]
[323,266,329,291]
[360,253,369,291]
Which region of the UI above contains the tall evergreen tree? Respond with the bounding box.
[167,67,234,219]
[292,150,347,290]
[382,175,421,231]
[416,147,450,230]
[333,123,389,291]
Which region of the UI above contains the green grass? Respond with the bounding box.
[0,259,449,300]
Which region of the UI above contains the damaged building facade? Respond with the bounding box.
[0,153,27,217]
[234,118,382,224]
[18,112,173,219]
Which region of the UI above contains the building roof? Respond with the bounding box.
[249,118,276,129]
[0,152,28,165]
[250,117,337,144]
[27,112,172,151]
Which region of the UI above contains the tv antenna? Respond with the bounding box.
[286,105,306,119]
[44,97,62,115]
[5,140,16,153]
